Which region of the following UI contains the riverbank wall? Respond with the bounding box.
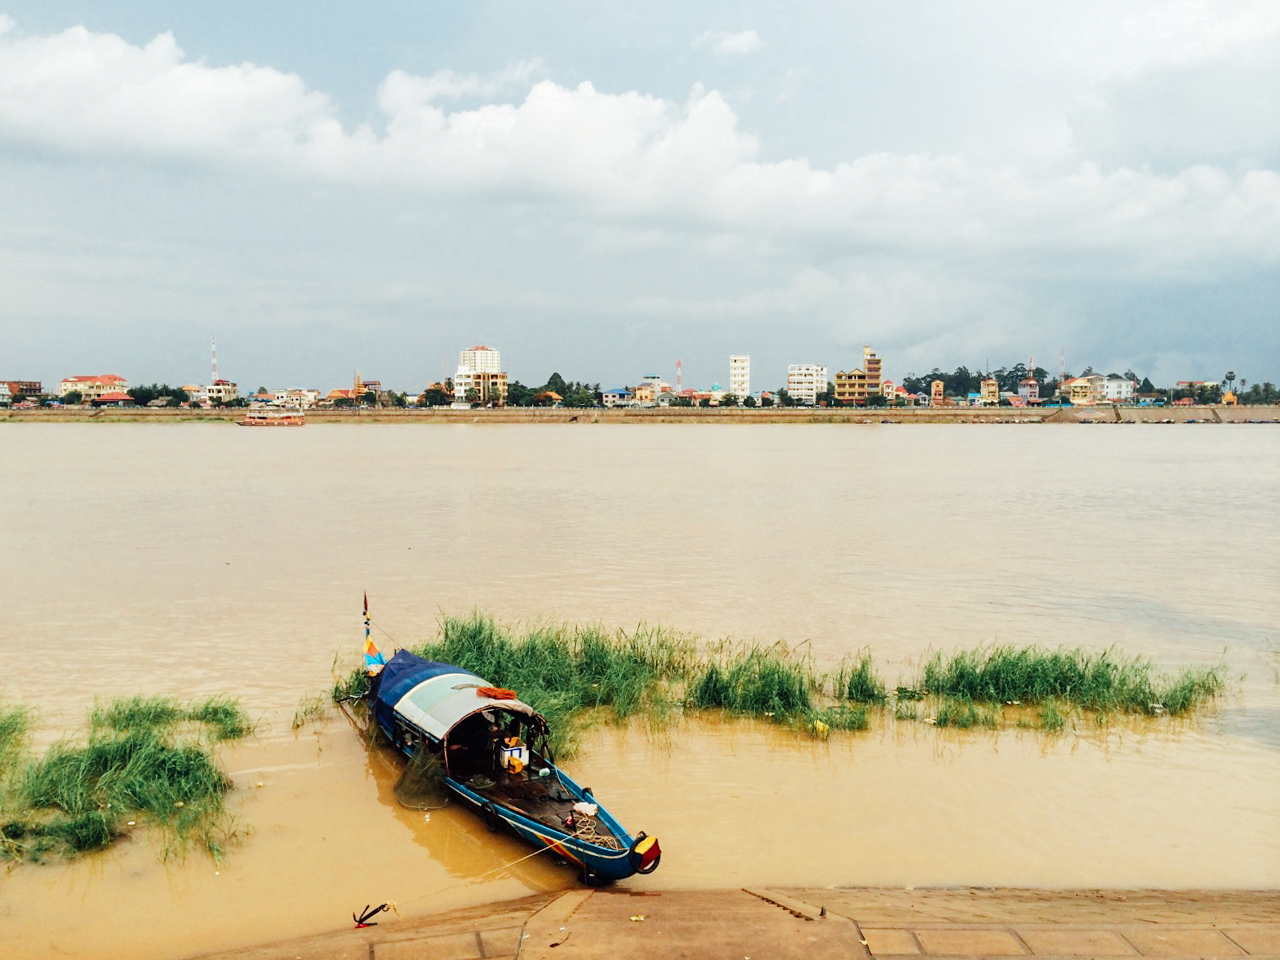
[2,404,1275,425]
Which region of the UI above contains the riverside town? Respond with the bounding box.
[2,341,1276,413]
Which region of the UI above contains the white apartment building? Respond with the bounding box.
[729,355,750,399]
[205,379,239,404]
[455,345,501,403]
[1102,375,1136,403]
[787,364,828,405]
[274,388,321,408]
[459,345,502,374]
[453,344,508,405]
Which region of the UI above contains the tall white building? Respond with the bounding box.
[787,364,828,405]
[459,345,502,374]
[454,344,508,405]
[729,355,750,399]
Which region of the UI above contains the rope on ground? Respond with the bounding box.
[353,835,566,927]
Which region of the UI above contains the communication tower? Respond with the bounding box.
[211,337,217,382]
[676,358,682,391]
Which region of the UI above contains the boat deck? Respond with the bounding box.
[463,771,624,848]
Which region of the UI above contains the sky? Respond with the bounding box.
[0,1,1277,394]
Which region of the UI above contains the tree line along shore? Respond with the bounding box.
[2,404,1275,425]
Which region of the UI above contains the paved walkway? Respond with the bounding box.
[191,888,1280,960]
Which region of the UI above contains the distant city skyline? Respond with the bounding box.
[1,3,1276,392]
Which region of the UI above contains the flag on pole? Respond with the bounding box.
[363,592,385,672]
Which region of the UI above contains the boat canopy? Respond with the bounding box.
[371,650,540,742]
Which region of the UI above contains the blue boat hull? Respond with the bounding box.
[365,650,660,883]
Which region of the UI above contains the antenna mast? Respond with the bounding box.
[211,337,217,382]
[676,358,683,391]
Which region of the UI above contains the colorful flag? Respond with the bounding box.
[363,592,385,671]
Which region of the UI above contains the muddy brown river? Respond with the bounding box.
[0,422,1276,959]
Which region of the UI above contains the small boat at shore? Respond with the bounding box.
[362,645,661,885]
[237,408,305,426]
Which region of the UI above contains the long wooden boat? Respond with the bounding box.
[237,408,305,426]
[364,649,661,884]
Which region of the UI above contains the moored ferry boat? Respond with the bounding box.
[237,408,305,426]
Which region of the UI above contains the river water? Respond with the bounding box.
[0,422,1277,959]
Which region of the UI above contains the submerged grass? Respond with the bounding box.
[688,643,817,718]
[919,645,1225,715]
[405,612,699,756]
[335,613,1228,753]
[1,695,249,863]
[836,653,888,704]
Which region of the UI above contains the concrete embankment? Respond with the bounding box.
[3,405,1275,425]
[189,887,1280,960]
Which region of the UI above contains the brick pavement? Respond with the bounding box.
[189,888,1280,960]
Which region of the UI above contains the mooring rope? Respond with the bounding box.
[353,834,567,927]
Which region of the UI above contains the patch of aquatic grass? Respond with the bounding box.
[1156,666,1226,715]
[90,694,252,741]
[399,612,697,756]
[186,696,253,740]
[837,653,888,704]
[90,695,183,733]
[1,696,247,862]
[934,697,1001,729]
[895,686,924,701]
[688,643,816,718]
[806,705,870,738]
[1038,700,1066,732]
[292,693,331,730]
[0,703,29,765]
[920,645,1223,715]
[894,703,919,721]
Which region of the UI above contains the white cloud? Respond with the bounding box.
[376,60,543,106]
[0,17,1275,337]
[0,26,339,163]
[693,29,763,57]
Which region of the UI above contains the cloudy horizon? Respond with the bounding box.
[1,2,1276,394]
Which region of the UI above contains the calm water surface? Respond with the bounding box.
[0,422,1276,959]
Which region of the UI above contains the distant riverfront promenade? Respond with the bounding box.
[2,404,1275,425]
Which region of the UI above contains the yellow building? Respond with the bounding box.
[981,378,999,404]
[834,346,883,405]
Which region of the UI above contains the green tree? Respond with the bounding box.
[421,386,452,406]
[743,395,757,408]
[545,372,569,397]
[61,390,83,405]
[760,394,774,408]
[506,380,535,407]
[720,393,739,407]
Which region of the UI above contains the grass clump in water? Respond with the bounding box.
[1,696,249,863]
[807,705,870,737]
[837,653,888,704]
[334,613,1228,750]
[919,645,1224,715]
[397,612,697,756]
[292,693,332,730]
[1038,700,1066,732]
[934,697,1001,729]
[688,643,816,718]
